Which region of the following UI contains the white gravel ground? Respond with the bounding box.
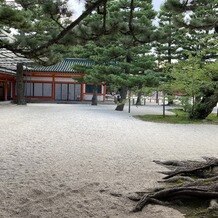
[0,103,217,218]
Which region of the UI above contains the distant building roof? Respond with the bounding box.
[0,67,16,75]
[0,47,31,71]
[27,58,93,73]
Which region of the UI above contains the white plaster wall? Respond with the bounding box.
[55,78,78,83]
[101,85,105,94]
[24,77,52,82]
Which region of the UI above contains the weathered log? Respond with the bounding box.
[153,160,190,167]
[132,187,218,212]
[132,157,218,214]
[156,157,218,179]
[202,157,218,162]
[163,160,218,179]
[184,176,218,187]
[154,157,218,171]
[158,175,195,183]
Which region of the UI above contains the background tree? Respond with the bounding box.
[155,4,186,65]
[163,0,218,119]
[0,0,108,61]
[68,0,158,110]
[167,53,218,119]
[155,3,187,105]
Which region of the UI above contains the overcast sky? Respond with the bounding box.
[153,0,165,11]
[68,0,165,19]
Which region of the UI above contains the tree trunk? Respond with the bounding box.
[91,85,98,105]
[167,95,174,106]
[156,91,159,104]
[16,63,26,105]
[189,89,218,119]
[115,53,131,111]
[115,87,127,111]
[136,91,142,105]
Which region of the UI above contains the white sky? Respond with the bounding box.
[68,0,165,19]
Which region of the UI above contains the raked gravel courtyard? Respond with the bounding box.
[0,103,217,218]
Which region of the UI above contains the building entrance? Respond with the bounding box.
[55,83,81,101]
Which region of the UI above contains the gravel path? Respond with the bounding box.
[0,103,217,218]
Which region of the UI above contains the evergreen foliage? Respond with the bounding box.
[0,0,107,63]
[155,4,185,65]
[163,0,218,119]
[69,0,159,108]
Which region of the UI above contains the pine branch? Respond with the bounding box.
[0,0,107,58]
[50,14,65,29]
[32,0,107,54]
[128,0,153,44]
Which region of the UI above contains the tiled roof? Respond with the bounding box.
[0,48,31,71]
[27,58,93,73]
[0,67,16,75]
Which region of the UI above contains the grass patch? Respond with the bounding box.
[136,109,218,125]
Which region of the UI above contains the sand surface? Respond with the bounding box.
[0,103,217,218]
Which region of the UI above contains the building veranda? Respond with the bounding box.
[0,57,106,103]
[0,68,15,101]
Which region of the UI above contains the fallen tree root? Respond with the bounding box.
[132,187,218,212]
[154,157,218,179]
[163,161,218,179]
[131,157,218,214]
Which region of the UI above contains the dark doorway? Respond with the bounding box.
[0,82,4,101]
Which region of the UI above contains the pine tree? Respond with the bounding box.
[164,0,218,119]
[165,0,218,31]
[155,4,185,65]
[68,0,158,109]
[155,3,187,105]
[0,0,108,61]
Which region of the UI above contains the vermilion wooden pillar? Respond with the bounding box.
[81,83,85,101]
[52,75,55,100]
[103,84,106,101]
[4,81,8,101]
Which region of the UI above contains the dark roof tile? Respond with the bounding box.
[27,58,93,73]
